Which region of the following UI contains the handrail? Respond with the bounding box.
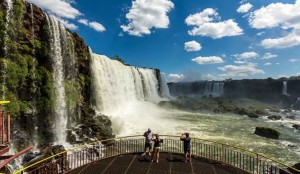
[13,135,300,174]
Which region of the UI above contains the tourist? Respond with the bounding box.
[180,132,191,162]
[141,128,154,156]
[151,134,161,163]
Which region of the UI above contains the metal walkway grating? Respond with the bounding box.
[67,152,250,174]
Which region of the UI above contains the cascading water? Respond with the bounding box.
[282,81,288,96]
[159,74,171,98]
[3,0,13,56]
[204,82,224,97]
[46,15,68,145]
[0,62,7,100]
[91,53,175,135]
[204,82,212,96]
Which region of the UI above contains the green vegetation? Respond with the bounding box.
[111,54,125,64]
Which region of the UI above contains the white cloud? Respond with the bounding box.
[218,63,265,77]
[78,19,88,25]
[168,74,185,82]
[28,0,81,19]
[185,8,243,39]
[234,52,258,60]
[289,59,299,62]
[262,52,277,59]
[121,0,174,36]
[297,73,300,76]
[89,22,106,32]
[237,3,253,13]
[256,31,265,36]
[278,75,287,78]
[60,19,78,30]
[184,40,202,52]
[78,18,106,32]
[261,31,300,49]
[264,62,272,66]
[276,62,280,65]
[234,60,246,64]
[192,56,224,64]
[249,0,300,49]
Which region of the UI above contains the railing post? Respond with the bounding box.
[1,111,4,144]
[7,111,10,144]
[256,154,259,174]
[221,144,224,162]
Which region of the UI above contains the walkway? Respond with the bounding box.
[68,152,249,174]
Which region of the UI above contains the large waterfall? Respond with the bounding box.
[91,54,171,135]
[204,82,224,97]
[46,15,68,145]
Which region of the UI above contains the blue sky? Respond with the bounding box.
[28,0,300,82]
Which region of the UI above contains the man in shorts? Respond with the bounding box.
[180,132,191,162]
[141,128,153,156]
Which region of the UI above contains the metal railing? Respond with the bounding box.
[13,135,300,174]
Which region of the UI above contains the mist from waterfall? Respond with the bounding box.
[282,81,288,96]
[91,53,173,136]
[204,82,224,97]
[46,15,68,145]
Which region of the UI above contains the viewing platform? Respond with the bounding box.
[14,135,300,174]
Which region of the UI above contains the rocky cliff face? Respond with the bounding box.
[168,79,300,109]
[0,0,113,149]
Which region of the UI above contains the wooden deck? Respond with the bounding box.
[68,152,250,174]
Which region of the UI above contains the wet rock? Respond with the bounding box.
[254,127,280,139]
[292,124,300,130]
[267,115,282,120]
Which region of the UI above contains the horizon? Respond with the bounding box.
[28,0,300,82]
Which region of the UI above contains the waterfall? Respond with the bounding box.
[282,81,288,96]
[204,82,224,97]
[30,3,35,55]
[1,0,13,100]
[0,62,7,100]
[91,53,168,135]
[204,82,212,96]
[159,74,170,98]
[46,15,68,145]
[3,0,13,56]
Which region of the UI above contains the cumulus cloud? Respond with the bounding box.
[185,8,243,39]
[184,40,202,52]
[121,0,174,36]
[237,3,253,13]
[168,74,185,82]
[264,62,272,66]
[192,56,224,64]
[59,18,78,30]
[262,52,277,59]
[78,18,106,32]
[218,63,265,77]
[249,0,300,49]
[28,0,81,19]
[261,31,300,49]
[234,52,258,60]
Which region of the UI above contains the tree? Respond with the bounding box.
[111,54,125,64]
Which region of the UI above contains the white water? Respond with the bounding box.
[1,62,7,100]
[46,15,68,145]
[204,82,224,97]
[160,73,171,98]
[91,53,171,135]
[91,55,300,164]
[3,0,12,56]
[282,81,288,96]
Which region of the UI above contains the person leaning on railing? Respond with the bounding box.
[180,132,192,162]
[151,134,162,163]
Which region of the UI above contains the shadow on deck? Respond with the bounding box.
[68,152,250,174]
